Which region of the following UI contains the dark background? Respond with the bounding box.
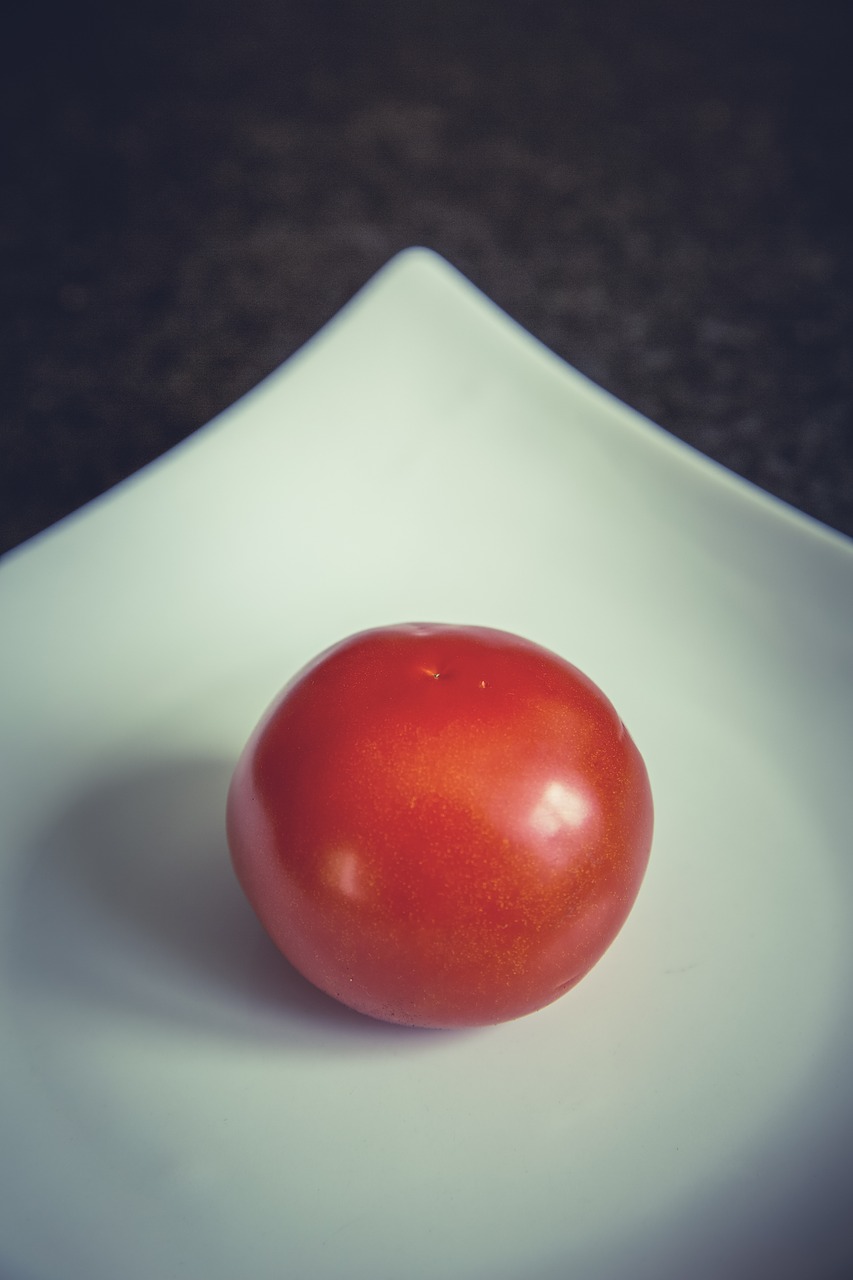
[3,0,852,556]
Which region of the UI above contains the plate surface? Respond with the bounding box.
[2,249,852,1280]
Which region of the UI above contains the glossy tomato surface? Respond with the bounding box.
[227,623,653,1028]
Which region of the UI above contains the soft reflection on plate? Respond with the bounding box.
[1,250,852,1280]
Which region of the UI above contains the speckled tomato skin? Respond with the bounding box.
[227,623,653,1028]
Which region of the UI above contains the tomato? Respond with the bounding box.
[226,623,653,1029]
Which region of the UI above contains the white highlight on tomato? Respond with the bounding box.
[324,847,364,899]
[530,779,592,837]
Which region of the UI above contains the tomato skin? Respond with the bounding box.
[227,623,653,1029]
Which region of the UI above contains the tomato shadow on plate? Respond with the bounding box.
[11,756,450,1051]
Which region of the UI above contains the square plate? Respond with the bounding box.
[2,249,852,1280]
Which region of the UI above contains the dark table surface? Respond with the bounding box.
[3,0,852,557]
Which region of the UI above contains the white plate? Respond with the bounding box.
[2,249,852,1280]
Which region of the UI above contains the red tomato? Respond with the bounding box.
[227,623,653,1029]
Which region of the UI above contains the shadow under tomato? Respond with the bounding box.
[11,756,455,1051]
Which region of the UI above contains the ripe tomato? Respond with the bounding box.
[227,623,653,1028]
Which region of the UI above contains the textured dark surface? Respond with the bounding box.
[2,0,852,555]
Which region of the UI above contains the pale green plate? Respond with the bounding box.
[2,250,852,1280]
